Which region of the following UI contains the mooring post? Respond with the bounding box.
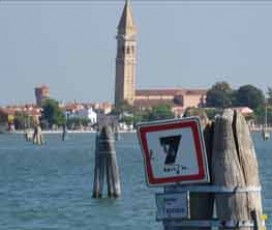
[212,109,264,230]
[33,125,44,145]
[163,111,214,230]
[137,109,265,230]
[187,110,214,230]
[92,125,121,198]
[92,132,103,198]
[187,122,214,230]
[62,124,67,141]
[24,128,33,142]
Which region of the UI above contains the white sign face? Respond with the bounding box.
[147,127,198,179]
[156,192,189,220]
[137,117,209,186]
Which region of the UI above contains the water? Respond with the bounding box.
[0,132,271,229]
[0,133,161,230]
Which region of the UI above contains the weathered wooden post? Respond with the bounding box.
[137,110,265,230]
[137,117,210,230]
[24,128,33,142]
[114,126,120,141]
[182,109,214,230]
[33,125,44,145]
[62,124,67,141]
[92,125,121,198]
[212,109,263,229]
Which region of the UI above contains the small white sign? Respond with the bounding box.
[156,192,189,220]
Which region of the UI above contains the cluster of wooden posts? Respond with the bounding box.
[161,108,265,229]
[92,125,121,198]
[25,124,68,144]
[24,125,44,145]
[91,108,265,229]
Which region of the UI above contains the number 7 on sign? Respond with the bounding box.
[159,135,182,165]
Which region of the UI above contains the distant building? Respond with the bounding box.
[63,103,97,125]
[35,85,50,106]
[0,104,41,131]
[134,89,207,117]
[114,1,207,112]
[65,107,97,124]
[91,102,113,115]
[0,108,16,131]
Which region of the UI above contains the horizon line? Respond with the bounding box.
[1,0,271,2]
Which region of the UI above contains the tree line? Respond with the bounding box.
[115,81,272,126]
[206,81,266,111]
[12,81,272,130]
[205,81,272,124]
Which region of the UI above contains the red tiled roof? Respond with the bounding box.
[136,88,207,96]
[0,108,16,115]
[136,89,184,96]
[62,103,83,111]
[185,89,208,95]
[0,107,41,116]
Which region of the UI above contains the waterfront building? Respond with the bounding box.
[64,106,97,125]
[0,104,41,131]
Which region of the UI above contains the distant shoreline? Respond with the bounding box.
[249,126,272,132]
[2,129,137,135]
[1,127,270,135]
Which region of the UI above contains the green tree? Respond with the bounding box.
[112,100,136,115]
[235,85,265,111]
[205,81,233,108]
[147,104,174,121]
[122,115,134,126]
[267,87,272,105]
[41,98,65,128]
[132,109,149,125]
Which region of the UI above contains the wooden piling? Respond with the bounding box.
[163,111,213,230]
[212,109,263,229]
[32,125,44,145]
[160,108,264,229]
[62,124,67,141]
[183,109,214,230]
[92,125,121,198]
[24,128,33,141]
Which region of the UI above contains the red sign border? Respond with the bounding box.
[137,117,209,186]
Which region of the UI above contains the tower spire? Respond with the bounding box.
[114,0,137,106]
[118,0,137,35]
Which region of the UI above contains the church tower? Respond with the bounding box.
[114,0,137,107]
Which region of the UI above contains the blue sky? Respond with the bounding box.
[0,1,272,105]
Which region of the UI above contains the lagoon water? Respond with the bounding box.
[0,132,271,229]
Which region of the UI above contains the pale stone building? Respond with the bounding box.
[114,0,207,113]
[114,0,137,106]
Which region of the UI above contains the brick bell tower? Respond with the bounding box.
[114,0,137,107]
